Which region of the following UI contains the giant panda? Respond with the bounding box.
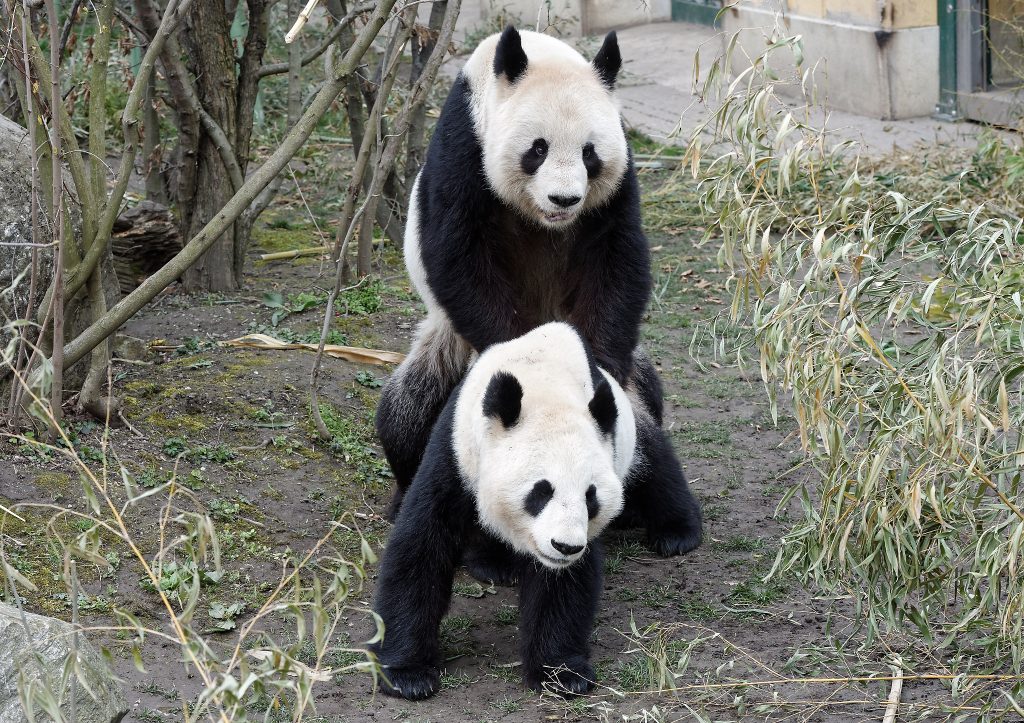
[375,26,701,558]
[370,323,641,700]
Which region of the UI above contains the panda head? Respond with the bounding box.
[472,368,626,569]
[474,26,629,229]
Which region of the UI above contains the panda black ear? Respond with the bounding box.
[483,371,523,428]
[493,25,528,84]
[589,377,617,436]
[592,31,621,89]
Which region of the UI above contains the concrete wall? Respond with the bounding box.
[721,1,940,119]
[478,0,669,36]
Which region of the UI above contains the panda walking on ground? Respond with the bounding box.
[372,323,644,699]
[375,26,701,557]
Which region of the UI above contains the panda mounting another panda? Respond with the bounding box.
[372,323,649,699]
[375,26,702,559]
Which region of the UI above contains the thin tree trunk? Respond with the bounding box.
[405,1,446,193]
[135,0,200,227]
[230,0,271,286]
[55,0,399,372]
[181,0,240,292]
[143,76,168,204]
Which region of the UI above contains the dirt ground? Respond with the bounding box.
[3,162,936,721]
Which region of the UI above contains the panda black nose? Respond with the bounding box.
[551,540,584,556]
[548,194,581,208]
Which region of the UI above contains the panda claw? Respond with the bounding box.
[377,665,441,701]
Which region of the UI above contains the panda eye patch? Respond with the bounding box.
[524,479,554,516]
[582,142,603,180]
[520,139,549,175]
[586,484,600,520]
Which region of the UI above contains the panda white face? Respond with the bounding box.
[472,370,626,569]
[468,28,629,229]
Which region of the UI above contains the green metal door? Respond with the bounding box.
[671,0,721,26]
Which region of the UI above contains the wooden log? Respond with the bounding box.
[110,201,182,294]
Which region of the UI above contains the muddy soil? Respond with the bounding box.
[3,170,915,722]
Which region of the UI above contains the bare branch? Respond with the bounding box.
[257,0,374,78]
[60,0,197,304]
[56,0,401,372]
[43,0,64,437]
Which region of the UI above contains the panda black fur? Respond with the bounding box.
[375,26,701,557]
[370,324,639,700]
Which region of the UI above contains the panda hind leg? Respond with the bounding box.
[375,314,470,520]
[627,416,703,557]
[518,544,603,696]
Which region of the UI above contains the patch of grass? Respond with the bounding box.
[677,594,719,621]
[146,411,209,434]
[613,655,651,691]
[618,582,674,610]
[136,680,179,701]
[315,402,390,490]
[494,604,518,626]
[251,225,319,255]
[217,526,273,562]
[31,472,72,492]
[336,278,384,315]
[673,420,733,458]
[453,580,496,598]
[439,669,473,690]
[702,502,728,523]
[162,437,236,464]
[492,694,523,713]
[440,614,475,658]
[728,576,789,607]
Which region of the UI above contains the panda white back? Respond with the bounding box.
[452,323,635,568]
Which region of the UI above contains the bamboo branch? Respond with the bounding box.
[882,658,904,723]
[55,0,401,372]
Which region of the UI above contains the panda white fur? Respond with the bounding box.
[370,323,635,699]
[375,27,702,560]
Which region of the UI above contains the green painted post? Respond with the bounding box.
[936,0,959,118]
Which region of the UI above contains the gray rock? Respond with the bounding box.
[0,114,50,340]
[0,603,128,723]
[0,114,121,399]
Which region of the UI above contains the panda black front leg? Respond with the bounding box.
[628,417,703,556]
[517,543,603,695]
[369,421,472,700]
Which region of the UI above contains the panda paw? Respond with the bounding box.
[524,658,596,697]
[377,664,441,701]
[647,525,702,557]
